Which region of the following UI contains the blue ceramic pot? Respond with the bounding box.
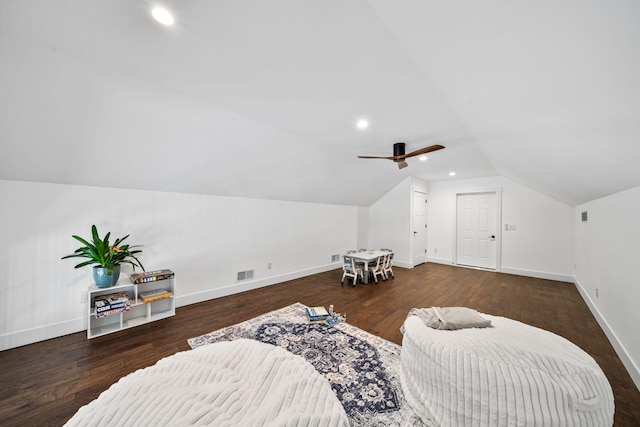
[93,265,121,288]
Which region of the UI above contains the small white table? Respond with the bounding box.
[348,250,391,284]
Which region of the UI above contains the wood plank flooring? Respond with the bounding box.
[1,263,638,426]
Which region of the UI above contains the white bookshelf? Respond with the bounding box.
[87,274,175,339]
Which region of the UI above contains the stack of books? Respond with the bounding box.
[130,269,174,284]
[305,306,331,323]
[95,292,131,318]
[139,289,172,304]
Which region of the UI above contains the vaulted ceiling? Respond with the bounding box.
[1,1,639,206]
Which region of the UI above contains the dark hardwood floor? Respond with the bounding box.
[1,263,639,426]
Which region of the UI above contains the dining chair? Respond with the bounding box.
[370,254,387,283]
[341,255,363,287]
[382,252,395,279]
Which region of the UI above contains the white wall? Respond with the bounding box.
[427,176,574,281]
[356,206,369,250]
[0,179,358,350]
[368,178,412,267]
[574,185,640,388]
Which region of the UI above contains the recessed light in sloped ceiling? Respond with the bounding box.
[151,7,175,26]
[355,119,369,130]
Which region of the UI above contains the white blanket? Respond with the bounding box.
[65,339,349,426]
[400,314,614,426]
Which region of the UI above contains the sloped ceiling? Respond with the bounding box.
[1,0,639,206]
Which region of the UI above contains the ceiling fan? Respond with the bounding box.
[358,142,445,169]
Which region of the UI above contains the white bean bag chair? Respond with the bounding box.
[400,312,614,426]
[65,339,349,426]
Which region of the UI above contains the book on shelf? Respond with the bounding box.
[305,306,331,321]
[130,269,174,284]
[139,289,172,304]
[95,292,131,316]
[96,306,130,318]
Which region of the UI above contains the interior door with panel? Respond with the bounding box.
[456,192,497,269]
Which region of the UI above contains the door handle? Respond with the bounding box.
[413,231,418,236]
[489,235,496,240]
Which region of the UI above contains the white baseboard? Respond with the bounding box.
[500,266,573,283]
[426,256,454,265]
[426,258,573,283]
[574,277,640,391]
[176,262,342,308]
[0,317,85,351]
[393,260,414,269]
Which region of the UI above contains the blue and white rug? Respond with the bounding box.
[188,302,426,426]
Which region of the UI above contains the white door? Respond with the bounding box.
[456,192,497,269]
[412,190,427,266]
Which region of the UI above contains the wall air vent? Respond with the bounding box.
[331,254,341,263]
[581,211,588,222]
[237,269,254,282]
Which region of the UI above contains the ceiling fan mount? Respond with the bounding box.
[392,142,406,162]
[358,142,445,169]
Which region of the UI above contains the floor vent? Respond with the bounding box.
[331,254,341,262]
[237,269,254,281]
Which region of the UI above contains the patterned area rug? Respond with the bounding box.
[188,302,427,426]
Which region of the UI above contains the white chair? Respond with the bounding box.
[353,249,368,270]
[341,255,363,286]
[370,254,387,283]
[383,252,394,279]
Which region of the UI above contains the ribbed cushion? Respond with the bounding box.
[65,339,349,426]
[400,314,614,426]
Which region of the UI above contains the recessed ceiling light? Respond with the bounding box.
[356,119,369,130]
[449,172,456,176]
[419,156,428,162]
[152,7,174,26]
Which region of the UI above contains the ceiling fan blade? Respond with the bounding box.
[403,144,445,159]
[357,155,393,159]
[357,143,445,164]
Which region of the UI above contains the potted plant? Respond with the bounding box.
[62,225,145,288]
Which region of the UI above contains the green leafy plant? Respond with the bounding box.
[62,225,145,275]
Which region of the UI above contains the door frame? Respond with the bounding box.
[411,189,428,267]
[452,188,503,271]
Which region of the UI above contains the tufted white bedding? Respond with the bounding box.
[65,339,349,427]
[400,313,614,426]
